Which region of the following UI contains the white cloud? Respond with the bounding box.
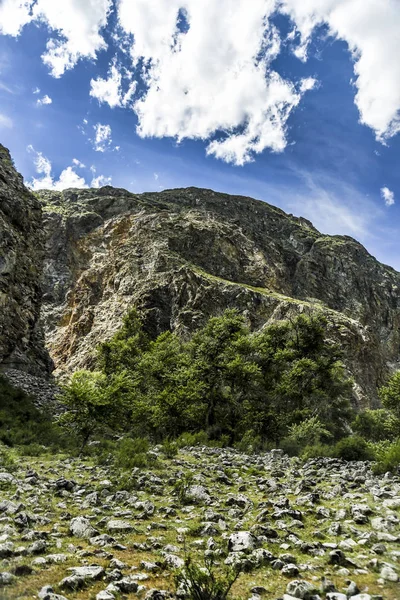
[93,122,112,152]
[72,158,86,168]
[90,59,137,109]
[0,113,13,128]
[381,186,395,207]
[0,0,112,77]
[0,0,33,36]
[91,173,112,187]
[117,0,316,166]
[33,87,40,94]
[27,145,88,190]
[282,0,400,143]
[36,94,52,106]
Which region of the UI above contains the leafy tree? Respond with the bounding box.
[352,408,398,442]
[58,370,132,452]
[97,309,149,375]
[380,371,400,424]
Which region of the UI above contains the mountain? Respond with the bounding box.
[1,144,399,406]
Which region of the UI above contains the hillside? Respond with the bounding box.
[1,144,400,406]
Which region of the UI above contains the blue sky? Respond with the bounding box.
[0,0,399,269]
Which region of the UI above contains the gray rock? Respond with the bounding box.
[0,572,15,586]
[286,580,318,598]
[107,519,133,533]
[380,565,399,581]
[68,566,105,581]
[228,531,257,552]
[187,485,211,504]
[69,516,97,539]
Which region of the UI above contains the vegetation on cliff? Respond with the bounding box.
[59,310,352,450]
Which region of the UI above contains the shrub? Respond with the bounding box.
[333,435,375,461]
[161,439,179,458]
[234,430,263,454]
[301,443,333,460]
[176,431,210,448]
[373,439,400,474]
[173,472,194,504]
[175,554,241,600]
[0,443,17,472]
[114,437,151,470]
[352,409,398,442]
[0,375,68,452]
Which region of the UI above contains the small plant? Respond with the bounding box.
[114,437,151,469]
[0,443,17,472]
[161,439,179,458]
[373,439,400,474]
[234,430,263,454]
[173,472,194,504]
[175,554,241,600]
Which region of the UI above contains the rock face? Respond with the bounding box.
[1,143,400,405]
[0,145,51,376]
[37,186,400,406]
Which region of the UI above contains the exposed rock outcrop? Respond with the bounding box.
[0,145,52,377]
[37,186,400,406]
[0,143,399,407]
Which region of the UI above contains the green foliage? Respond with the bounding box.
[380,371,400,423]
[114,437,152,469]
[352,409,398,442]
[285,416,332,448]
[234,430,263,454]
[59,309,353,450]
[173,472,194,504]
[161,439,179,458]
[58,370,133,452]
[97,309,149,375]
[0,375,67,452]
[175,554,241,600]
[0,443,17,472]
[301,443,333,460]
[175,431,210,448]
[333,435,375,461]
[372,439,400,474]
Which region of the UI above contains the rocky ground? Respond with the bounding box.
[0,447,399,600]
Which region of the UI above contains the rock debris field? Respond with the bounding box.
[0,447,399,600]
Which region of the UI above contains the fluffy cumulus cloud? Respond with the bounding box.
[27,146,111,190]
[27,146,88,190]
[0,0,33,36]
[92,123,112,152]
[381,186,395,207]
[36,94,52,106]
[281,0,400,143]
[90,59,137,109]
[2,0,400,162]
[117,0,315,165]
[90,166,112,187]
[0,0,112,77]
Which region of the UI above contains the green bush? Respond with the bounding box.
[333,435,375,461]
[176,431,210,448]
[0,443,17,472]
[0,375,69,453]
[175,554,241,600]
[301,443,333,460]
[352,409,398,442]
[234,430,263,454]
[373,439,400,474]
[161,439,179,458]
[113,437,156,470]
